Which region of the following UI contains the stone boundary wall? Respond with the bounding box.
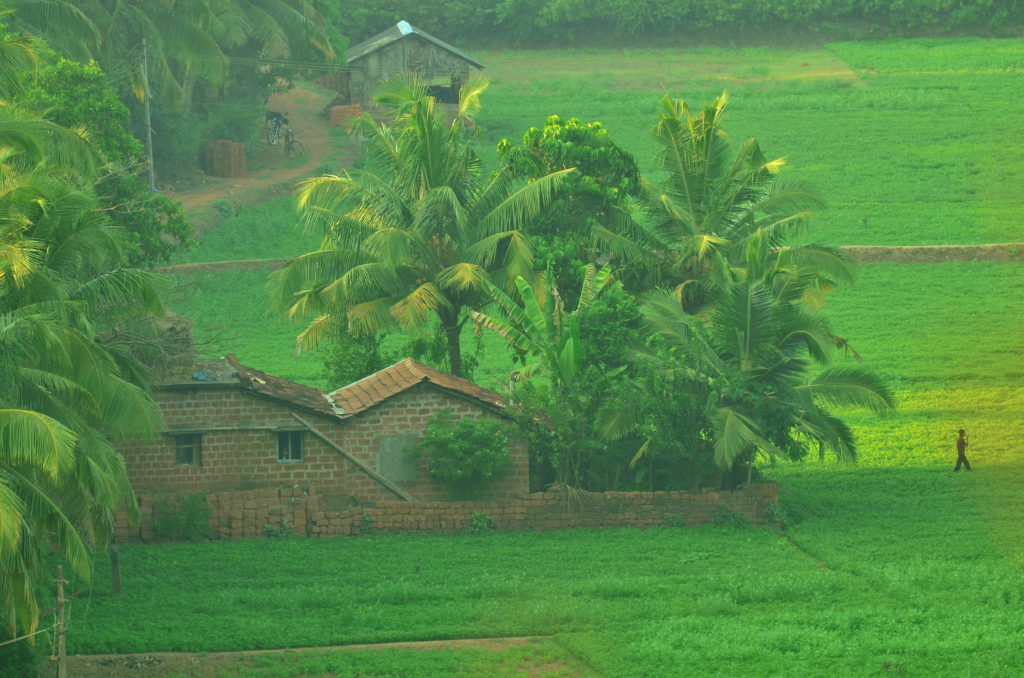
[151,243,1024,277]
[120,484,779,542]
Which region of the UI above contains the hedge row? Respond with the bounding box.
[332,0,1022,47]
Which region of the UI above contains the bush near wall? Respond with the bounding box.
[333,0,1022,47]
[119,483,779,541]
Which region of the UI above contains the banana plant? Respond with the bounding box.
[472,265,635,487]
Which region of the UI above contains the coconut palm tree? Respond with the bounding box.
[271,78,572,377]
[639,236,895,477]
[0,46,164,637]
[613,91,850,313]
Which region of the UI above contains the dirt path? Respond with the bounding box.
[60,636,570,678]
[161,84,348,225]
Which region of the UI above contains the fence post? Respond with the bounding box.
[55,565,67,678]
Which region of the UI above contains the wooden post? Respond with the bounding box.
[56,566,67,678]
[110,531,122,596]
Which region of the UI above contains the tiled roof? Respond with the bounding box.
[224,355,337,418]
[328,358,506,416]
[346,20,484,69]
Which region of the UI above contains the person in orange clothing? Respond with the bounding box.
[954,428,971,471]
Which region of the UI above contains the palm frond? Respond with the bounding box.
[798,366,896,414]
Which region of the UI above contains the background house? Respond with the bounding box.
[119,356,528,506]
[344,20,483,108]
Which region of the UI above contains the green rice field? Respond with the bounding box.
[116,37,1024,675]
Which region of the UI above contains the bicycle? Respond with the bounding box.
[284,127,304,159]
[265,110,288,145]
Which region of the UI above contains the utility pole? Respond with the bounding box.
[141,38,156,192]
[56,566,68,678]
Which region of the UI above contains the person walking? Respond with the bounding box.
[954,428,971,471]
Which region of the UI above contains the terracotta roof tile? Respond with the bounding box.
[225,355,336,418]
[328,358,506,416]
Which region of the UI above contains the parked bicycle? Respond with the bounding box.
[265,110,288,144]
[284,127,304,159]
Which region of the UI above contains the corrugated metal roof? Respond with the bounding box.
[345,21,484,70]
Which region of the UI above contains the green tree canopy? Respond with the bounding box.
[271,77,572,377]
[0,38,165,640]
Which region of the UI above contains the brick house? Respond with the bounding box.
[120,356,528,504]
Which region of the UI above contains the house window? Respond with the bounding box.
[174,434,202,467]
[278,431,304,463]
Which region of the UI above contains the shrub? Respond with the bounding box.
[264,520,296,539]
[151,496,186,539]
[467,512,496,534]
[415,410,513,499]
[713,504,751,529]
[152,493,211,541]
[181,492,213,541]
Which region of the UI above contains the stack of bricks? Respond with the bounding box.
[122,484,779,542]
[329,104,362,126]
[204,140,246,177]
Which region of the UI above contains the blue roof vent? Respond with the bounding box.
[397,20,413,35]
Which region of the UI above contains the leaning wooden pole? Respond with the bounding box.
[291,413,416,502]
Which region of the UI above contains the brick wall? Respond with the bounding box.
[118,484,779,542]
[119,383,528,502]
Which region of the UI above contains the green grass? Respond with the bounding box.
[475,38,1024,246]
[134,41,1024,673]
[60,465,1024,675]
[171,198,317,264]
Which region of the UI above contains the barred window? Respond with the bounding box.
[174,433,202,467]
[278,431,304,462]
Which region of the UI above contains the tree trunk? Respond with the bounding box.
[444,323,462,377]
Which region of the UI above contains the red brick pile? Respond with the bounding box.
[329,104,362,126]
[204,140,246,177]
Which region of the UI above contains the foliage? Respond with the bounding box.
[16,53,194,265]
[631,91,836,312]
[474,266,619,486]
[298,0,1024,48]
[415,410,512,499]
[52,464,1024,677]
[9,0,339,180]
[0,40,165,638]
[181,492,213,541]
[467,512,495,534]
[497,115,640,303]
[321,327,396,388]
[271,77,571,376]
[712,504,751,529]
[151,496,186,540]
[264,520,296,539]
[152,493,212,541]
[169,40,1024,393]
[0,617,45,678]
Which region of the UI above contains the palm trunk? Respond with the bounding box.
[444,323,463,377]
